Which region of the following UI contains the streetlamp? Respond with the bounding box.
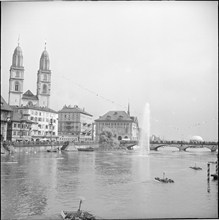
[6,116,11,141]
[49,118,53,149]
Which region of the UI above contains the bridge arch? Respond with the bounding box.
[151,144,181,151]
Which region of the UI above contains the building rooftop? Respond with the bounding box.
[22,90,38,100]
[11,111,33,123]
[10,105,57,114]
[59,105,93,117]
[95,111,134,122]
[1,96,12,112]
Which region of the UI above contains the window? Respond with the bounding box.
[16,71,20,77]
[18,124,20,128]
[42,84,47,94]
[43,74,47,81]
[28,101,33,106]
[15,82,19,91]
[14,123,17,128]
[13,131,16,135]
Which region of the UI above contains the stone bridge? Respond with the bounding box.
[149,143,218,152]
[121,140,218,152]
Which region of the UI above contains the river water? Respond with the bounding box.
[1,147,218,219]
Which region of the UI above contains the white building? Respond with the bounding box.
[11,105,58,141]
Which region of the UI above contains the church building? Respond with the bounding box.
[6,42,58,141]
[8,42,51,108]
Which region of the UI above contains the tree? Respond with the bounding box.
[99,128,120,148]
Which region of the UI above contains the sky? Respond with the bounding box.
[1,1,218,141]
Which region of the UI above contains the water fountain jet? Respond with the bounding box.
[139,102,150,154]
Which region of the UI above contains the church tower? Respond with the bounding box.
[8,42,24,106]
[37,43,51,108]
[127,103,130,116]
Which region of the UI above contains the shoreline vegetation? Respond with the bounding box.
[97,128,127,151]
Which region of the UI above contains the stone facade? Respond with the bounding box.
[58,105,93,142]
[95,110,139,141]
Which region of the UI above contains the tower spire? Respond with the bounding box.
[44,40,47,50]
[128,103,130,116]
[18,35,20,46]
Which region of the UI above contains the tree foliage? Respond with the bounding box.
[99,128,120,148]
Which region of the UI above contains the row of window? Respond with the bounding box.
[14,83,49,93]
[30,117,56,123]
[13,123,31,129]
[59,125,79,130]
[97,122,131,127]
[38,124,55,130]
[13,131,29,136]
[59,114,80,120]
[30,111,55,117]
[31,131,55,135]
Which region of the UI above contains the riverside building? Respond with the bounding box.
[58,105,93,142]
[8,105,58,141]
[95,106,139,141]
[5,41,58,141]
[1,96,12,141]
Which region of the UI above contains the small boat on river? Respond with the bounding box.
[61,210,96,220]
[189,163,202,170]
[155,172,174,183]
[61,199,96,220]
[47,149,58,152]
[77,147,94,152]
[155,177,174,183]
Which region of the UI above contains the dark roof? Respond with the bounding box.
[22,90,38,100]
[95,111,134,122]
[11,111,33,123]
[1,96,12,111]
[11,105,57,114]
[58,105,93,117]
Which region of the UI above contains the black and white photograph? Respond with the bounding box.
[1,1,218,219]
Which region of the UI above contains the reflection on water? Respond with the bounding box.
[1,149,218,219]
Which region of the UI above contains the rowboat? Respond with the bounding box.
[155,177,174,183]
[189,163,202,170]
[61,199,96,220]
[77,147,94,152]
[61,210,96,220]
[47,149,58,152]
[189,166,202,170]
[155,172,174,183]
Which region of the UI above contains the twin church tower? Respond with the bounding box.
[8,42,51,108]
